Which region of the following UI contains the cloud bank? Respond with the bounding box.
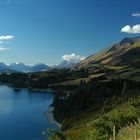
[62,53,85,62]
[121,24,140,33]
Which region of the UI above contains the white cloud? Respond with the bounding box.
[132,13,140,17]
[0,35,14,51]
[0,35,14,41]
[121,24,140,33]
[0,35,15,44]
[62,53,85,62]
[0,47,10,52]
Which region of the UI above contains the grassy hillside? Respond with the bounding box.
[62,103,139,140]
[48,92,140,140]
[77,37,140,69]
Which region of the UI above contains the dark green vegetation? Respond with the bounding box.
[0,68,88,89]
[1,37,140,139]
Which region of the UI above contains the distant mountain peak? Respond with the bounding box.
[31,63,49,72]
[120,37,134,45]
[34,63,47,66]
[52,60,79,69]
[120,36,140,45]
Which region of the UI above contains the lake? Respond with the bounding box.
[0,85,59,140]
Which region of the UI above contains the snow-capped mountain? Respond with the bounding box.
[0,62,50,73]
[0,59,81,73]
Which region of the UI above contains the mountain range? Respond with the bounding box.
[1,36,140,73]
[0,60,80,73]
[0,63,50,73]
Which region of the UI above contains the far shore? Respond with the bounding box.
[0,83,56,93]
[27,88,56,93]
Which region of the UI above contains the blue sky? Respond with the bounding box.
[0,0,140,65]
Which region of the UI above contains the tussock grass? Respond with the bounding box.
[116,119,140,140]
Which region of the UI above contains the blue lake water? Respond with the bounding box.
[0,85,59,140]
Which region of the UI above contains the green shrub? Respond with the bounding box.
[89,104,139,140]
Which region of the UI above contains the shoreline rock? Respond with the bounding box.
[44,106,62,129]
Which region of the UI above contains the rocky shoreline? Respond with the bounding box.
[44,106,62,128]
[27,88,56,93]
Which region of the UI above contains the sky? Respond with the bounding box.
[0,0,140,65]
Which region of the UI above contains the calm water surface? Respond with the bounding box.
[0,85,59,140]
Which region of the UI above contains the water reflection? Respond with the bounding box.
[0,99,13,116]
